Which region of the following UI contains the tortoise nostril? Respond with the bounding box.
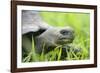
[60,30,71,35]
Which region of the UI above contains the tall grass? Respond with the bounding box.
[22,38,89,62]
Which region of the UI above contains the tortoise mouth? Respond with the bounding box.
[56,37,74,45]
[59,37,72,40]
[59,36,74,41]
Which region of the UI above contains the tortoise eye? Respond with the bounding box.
[60,30,71,35]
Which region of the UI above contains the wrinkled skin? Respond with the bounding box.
[35,27,74,54]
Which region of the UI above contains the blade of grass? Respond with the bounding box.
[31,35,38,61]
[57,47,62,61]
[40,42,45,61]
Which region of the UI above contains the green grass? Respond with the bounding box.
[22,38,89,62]
[22,12,90,62]
[22,39,89,62]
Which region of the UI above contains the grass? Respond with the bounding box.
[22,12,90,62]
[22,37,89,62]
